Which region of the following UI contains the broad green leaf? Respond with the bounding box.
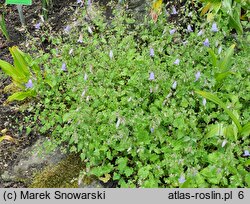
[211,1,222,14]
[116,157,128,172]
[18,49,42,80]
[218,44,235,72]
[180,178,192,188]
[222,0,233,16]
[9,47,30,79]
[7,90,36,102]
[206,124,224,138]
[208,48,218,67]
[0,60,20,80]
[245,159,250,166]
[215,71,235,83]
[241,122,250,137]
[245,174,250,187]
[196,91,242,131]
[224,125,237,141]
[228,5,243,35]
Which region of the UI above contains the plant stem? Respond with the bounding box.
[17,5,25,26]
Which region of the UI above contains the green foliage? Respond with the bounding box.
[0,46,41,102]
[0,12,10,41]
[31,1,249,187]
[199,0,249,34]
[196,91,242,132]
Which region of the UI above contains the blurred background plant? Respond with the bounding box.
[0,3,10,41]
[42,0,54,20]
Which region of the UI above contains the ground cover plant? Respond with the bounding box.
[0,0,249,187]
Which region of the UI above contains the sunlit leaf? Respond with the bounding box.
[196,91,242,132]
[7,90,36,102]
[0,135,15,143]
[99,173,111,183]
[218,44,235,72]
[206,124,224,138]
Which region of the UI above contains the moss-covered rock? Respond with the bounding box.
[30,154,84,188]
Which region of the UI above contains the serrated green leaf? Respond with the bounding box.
[113,172,121,180]
[63,112,71,122]
[116,157,128,172]
[124,167,133,177]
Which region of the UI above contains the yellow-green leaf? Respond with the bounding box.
[99,174,111,183]
[0,135,14,143]
[7,90,36,102]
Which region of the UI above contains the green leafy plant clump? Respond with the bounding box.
[23,2,250,187]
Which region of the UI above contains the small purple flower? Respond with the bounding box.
[203,38,209,47]
[195,71,201,82]
[109,50,113,59]
[34,22,41,30]
[178,175,186,184]
[88,0,92,6]
[243,150,250,157]
[64,25,71,33]
[172,81,177,89]
[174,59,180,65]
[202,98,206,106]
[197,30,204,36]
[187,25,193,32]
[150,48,154,57]
[149,72,155,80]
[171,6,177,15]
[211,22,218,32]
[150,128,154,133]
[25,79,33,89]
[169,29,176,35]
[77,0,83,4]
[61,63,67,71]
